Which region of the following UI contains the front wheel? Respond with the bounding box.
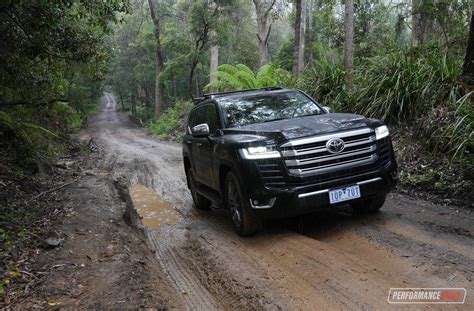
[224,172,260,236]
[187,169,211,210]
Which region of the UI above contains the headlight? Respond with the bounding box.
[239,145,281,159]
[375,125,389,140]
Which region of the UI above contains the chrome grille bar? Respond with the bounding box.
[288,154,377,176]
[281,135,375,157]
[282,127,378,177]
[280,127,373,148]
[285,145,376,166]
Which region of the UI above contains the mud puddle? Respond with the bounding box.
[129,184,180,229]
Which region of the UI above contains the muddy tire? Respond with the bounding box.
[224,172,260,236]
[352,194,386,214]
[187,169,211,210]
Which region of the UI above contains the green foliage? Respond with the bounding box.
[205,64,293,91]
[0,0,130,107]
[298,44,473,162]
[0,0,129,167]
[147,101,193,141]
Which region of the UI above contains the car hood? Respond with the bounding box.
[223,113,371,142]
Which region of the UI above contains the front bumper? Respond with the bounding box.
[241,161,397,219]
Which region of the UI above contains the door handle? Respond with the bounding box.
[186,140,192,144]
[196,142,203,147]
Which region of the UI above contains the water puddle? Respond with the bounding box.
[128,184,179,229]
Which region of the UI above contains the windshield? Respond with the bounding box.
[220,91,323,128]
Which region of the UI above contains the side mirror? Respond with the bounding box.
[191,123,210,138]
[322,106,332,113]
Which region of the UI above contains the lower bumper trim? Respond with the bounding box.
[250,197,276,209]
[298,177,382,199]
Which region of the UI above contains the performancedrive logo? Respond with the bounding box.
[388,288,466,304]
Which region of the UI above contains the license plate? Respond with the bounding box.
[329,185,361,204]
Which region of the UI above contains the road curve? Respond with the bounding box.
[88,94,473,310]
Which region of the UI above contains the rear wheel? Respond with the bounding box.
[352,194,386,214]
[224,172,259,236]
[187,169,211,210]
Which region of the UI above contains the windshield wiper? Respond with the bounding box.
[262,117,288,123]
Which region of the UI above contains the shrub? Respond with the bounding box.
[298,44,473,162]
[147,101,193,141]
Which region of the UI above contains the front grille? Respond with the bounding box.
[378,137,391,167]
[257,163,286,188]
[281,128,378,177]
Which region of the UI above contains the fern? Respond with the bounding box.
[205,63,291,91]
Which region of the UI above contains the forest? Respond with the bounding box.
[0,0,473,194]
[1,1,474,307]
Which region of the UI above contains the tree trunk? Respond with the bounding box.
[148,0,166,117]
[306,0,314,67]
[293,0,305,76]
[210,30,219,93]
[411,0,424,45]
[344,0,354,90]
[131,87,137,115]
[462,9,474,86]
[253,0,276,67]
[118,89,124,111]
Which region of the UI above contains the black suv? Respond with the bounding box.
[183,87,397,236]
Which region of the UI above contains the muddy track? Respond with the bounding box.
[89,94,473,310]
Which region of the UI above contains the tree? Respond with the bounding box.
[305,0,315,67]
[462,9,474,86]
[292,0,305,76]
[0,0,129,108]
[209,30,219,93]
[253,0,277,67]
[147,0,167,116]
[344,0,354,90]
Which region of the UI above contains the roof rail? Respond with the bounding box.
[192,86,284,105]
[203,86,283,98]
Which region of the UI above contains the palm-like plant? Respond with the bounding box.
[205,63,292,91]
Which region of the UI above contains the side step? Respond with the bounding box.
[197,186,224,207]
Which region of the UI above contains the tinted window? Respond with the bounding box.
[189,104,219,133]
[203,104,219,133]
[220,91,323,128]
[190,107,205,128]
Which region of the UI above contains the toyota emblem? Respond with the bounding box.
[326,138,345,153]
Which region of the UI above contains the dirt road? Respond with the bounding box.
[89,94,473,310]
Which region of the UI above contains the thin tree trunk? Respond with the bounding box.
[306,0,314,67]
[210,30,219,92]
[462,9,474,86]
[344,0,354,90]
[118,89,124,110]
[253,0,276,67]
[131,87,137,115]
[293,0,305,76]
[148,0,166,117]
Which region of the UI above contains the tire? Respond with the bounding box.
[187,169,211,210]
[352,194,386,214]
[224,172,260,236]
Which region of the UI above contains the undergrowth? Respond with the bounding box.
[147,101,193,141]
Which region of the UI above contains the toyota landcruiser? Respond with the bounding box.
[183,87,397,236]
